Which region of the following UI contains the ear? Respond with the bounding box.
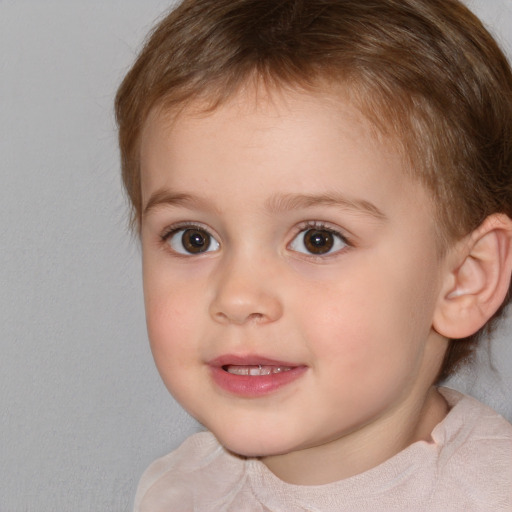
[433,214,512,339]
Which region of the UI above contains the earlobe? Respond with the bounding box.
[433,214,512,339]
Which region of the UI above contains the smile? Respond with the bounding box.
[209,355,306,397]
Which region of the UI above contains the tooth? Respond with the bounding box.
[226,366,249,375]
[224,364,294,376]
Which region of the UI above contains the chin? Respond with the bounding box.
[211,427,298,458]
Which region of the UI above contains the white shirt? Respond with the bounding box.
[134,388,512,511]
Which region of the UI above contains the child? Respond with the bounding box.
[116,0,512,509]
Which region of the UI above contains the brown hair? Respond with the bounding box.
[115,0,512,379]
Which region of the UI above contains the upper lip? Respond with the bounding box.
[208,354,302,368]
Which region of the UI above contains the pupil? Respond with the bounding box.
[305,229,334,254]
[183,229,210,253]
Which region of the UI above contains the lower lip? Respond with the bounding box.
[209,366,307,397]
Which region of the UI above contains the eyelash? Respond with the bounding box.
[160,222,220,256]
[161,222,209,242]
[289,221,352,257]
[159,221,352,257]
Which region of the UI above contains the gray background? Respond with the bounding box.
[1,1,511,511]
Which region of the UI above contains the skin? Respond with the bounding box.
[139,87,451,485]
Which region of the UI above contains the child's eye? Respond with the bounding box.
[165,227,220,255]
[289,226,348,256]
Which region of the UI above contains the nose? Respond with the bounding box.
[209,256,283,325]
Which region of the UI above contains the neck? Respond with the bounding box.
[261,386,448,485]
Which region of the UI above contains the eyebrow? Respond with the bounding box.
[265,193,387,221]
[143,189,387,221]
[143,190,216,217]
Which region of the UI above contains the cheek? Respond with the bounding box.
[295,277,382,377]
[144,285,207,410]
[296,257,437,378]
[143,272,202,369]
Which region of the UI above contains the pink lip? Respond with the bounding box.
[208,354,307,397]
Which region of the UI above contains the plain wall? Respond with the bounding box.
[1,1,511,510]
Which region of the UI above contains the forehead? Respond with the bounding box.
[139,86,432,224]
[142,88,389,173]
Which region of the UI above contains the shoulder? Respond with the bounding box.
[138,431,222,481]
[133,431,238,512]
[437,387,512,447]
[431,388,512,509]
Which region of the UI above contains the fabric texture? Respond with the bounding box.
[134,388,512,511]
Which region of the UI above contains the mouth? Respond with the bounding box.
[209,355,306,397]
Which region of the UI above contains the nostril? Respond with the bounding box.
[213,310,264,325]
[209,284,283,325]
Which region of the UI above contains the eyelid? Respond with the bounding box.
[157,220,352,258]
[160,221,214,240]
[160,220,219,240]
[288,221,352,257]
[160,221,221,255]
[293,220,352,242]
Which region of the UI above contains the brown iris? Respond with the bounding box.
[181,228,211,253]
[303,229,334,254]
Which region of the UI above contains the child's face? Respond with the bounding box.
[140,88,449,478]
